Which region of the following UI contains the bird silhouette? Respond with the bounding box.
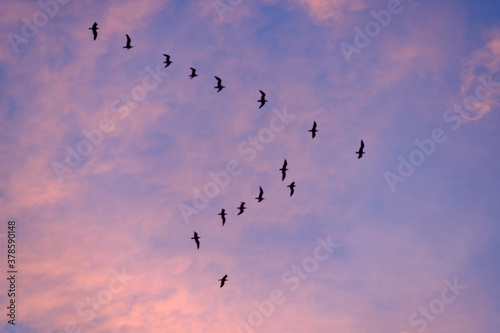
[214,76,225,92]
[191,231,200,250]
[279,159,288,181]
[356,140,365,159]
[218,209,226,226]
[163,54,172,68]
[189,67,198,79]
[123,34,132,49]
[237,202,246,215]
[255,186,264,202]
[258,90,268,108]
[219,274,228,288]
[309,121,318,138]
[89,22,98,41]
[287,182,296,197]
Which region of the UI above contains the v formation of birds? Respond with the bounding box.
[89,23,366,288]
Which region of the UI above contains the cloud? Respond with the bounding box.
[459,27,500,121]
[1,1,499,332]
[294,0,368,21]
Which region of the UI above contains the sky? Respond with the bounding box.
[0,0,500,332]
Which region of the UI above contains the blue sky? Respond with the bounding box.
[0,0,499,332]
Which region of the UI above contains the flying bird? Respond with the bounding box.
[255,187,264,202]
[309,121,318,138]
[279,159,288,181]
[89,22,98,41]
[219,274,228,288]
[287,182,296,197]
[163,54,172,68]
[237,202,246,215]
[191,231,200,250]
[356,140,365,159]
[214,76,225,92]
[189,67,198,79]
[123,34,132,49]
[218,209,226,226]
[258,90,268,109]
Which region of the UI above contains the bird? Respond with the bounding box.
[191,231,200,250]
[123,34,132,49]
[237,202,246,215]
[189,67,198,79]
[258,90,267,108]
[214,76,225,92]
[89,22,98,41]
[219,274,228,288]
[309,121,318,138]
[279,159,288,181]
[218,209,226,226]
[163,54,172,68]
[356,140,365,159]
[287,182,296,197]
[255,186,264,202]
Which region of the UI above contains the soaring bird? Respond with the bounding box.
[219,274,228,288]
[356,140,365,159]
[255,187,264,202]
[237,202,246,215]
[189,67,198,79]
[287,182,296,197]
[279,159,288,181]
[218,209,226,226]
[214,76,225,92]
[309,121,318,138]
[89,22,98,41]
[163,54,172,68]
[191,231,200,250]
[123,34,132,49]
[258,90,268,109]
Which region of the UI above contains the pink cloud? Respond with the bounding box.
[295,0,368,21]
[459,27,500,121]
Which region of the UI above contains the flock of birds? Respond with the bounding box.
[89,22,366,288]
